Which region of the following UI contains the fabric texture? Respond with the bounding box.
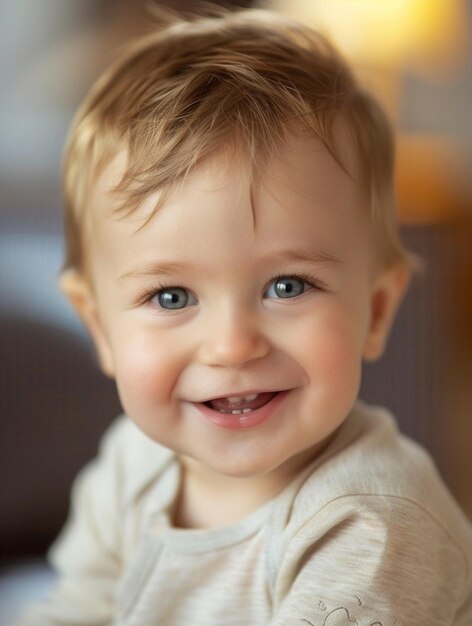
[13,401,472,626]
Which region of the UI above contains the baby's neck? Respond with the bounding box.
[172,466,277,529]
[172,447,322,529]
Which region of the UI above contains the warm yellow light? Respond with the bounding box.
[396,134,470,223]
[264,0,468,68]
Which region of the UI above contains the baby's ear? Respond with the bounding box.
[362,261,411,362]
[59,269,115,377]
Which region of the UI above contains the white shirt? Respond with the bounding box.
[15,401,472,625]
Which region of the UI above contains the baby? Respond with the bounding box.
[16,8,472,626]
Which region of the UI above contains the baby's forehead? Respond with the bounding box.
[91,127,363,225]
[83,132,377,285]
[93,149,129,205]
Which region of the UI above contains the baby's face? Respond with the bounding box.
[74,135,398,482]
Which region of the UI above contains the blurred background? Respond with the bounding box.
[1,0,471,620]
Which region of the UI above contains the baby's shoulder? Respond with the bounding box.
[263,404,472,624]
[298,403,439,499]
[92,414,175,507]
[287,402,472,547]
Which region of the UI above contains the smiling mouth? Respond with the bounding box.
[203,391,278,414]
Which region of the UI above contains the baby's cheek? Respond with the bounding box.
[112,333,181,415]
[302,311,363,394]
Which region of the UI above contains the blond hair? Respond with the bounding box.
[63,8,406,271]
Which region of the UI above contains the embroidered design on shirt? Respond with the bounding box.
[301,607,359,626]
[324,607,358,625]
[301,601,388,625]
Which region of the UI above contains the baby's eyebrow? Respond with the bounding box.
[119,248,341,281]
[119,261,194,281]
[269,248,341,267]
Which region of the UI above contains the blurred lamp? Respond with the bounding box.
[265,0,468,72]
[264,0,471,223]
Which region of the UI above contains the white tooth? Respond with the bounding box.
[231,409,243,414]
[243,393,258,402]
[242,408,252,414]
[227,396,244,404]
[226,393,259,405]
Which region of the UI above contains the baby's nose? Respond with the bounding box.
[197,308,270,369]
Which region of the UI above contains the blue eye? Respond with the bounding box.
[153,287,196,310]
[265,276,309,299]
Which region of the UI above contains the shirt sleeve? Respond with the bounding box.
[11,418,129,626]
[270,495,470,626]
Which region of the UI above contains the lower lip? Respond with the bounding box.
[193,390,290,430]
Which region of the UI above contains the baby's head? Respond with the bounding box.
[63,8,406,274]
[61,9,410,480]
